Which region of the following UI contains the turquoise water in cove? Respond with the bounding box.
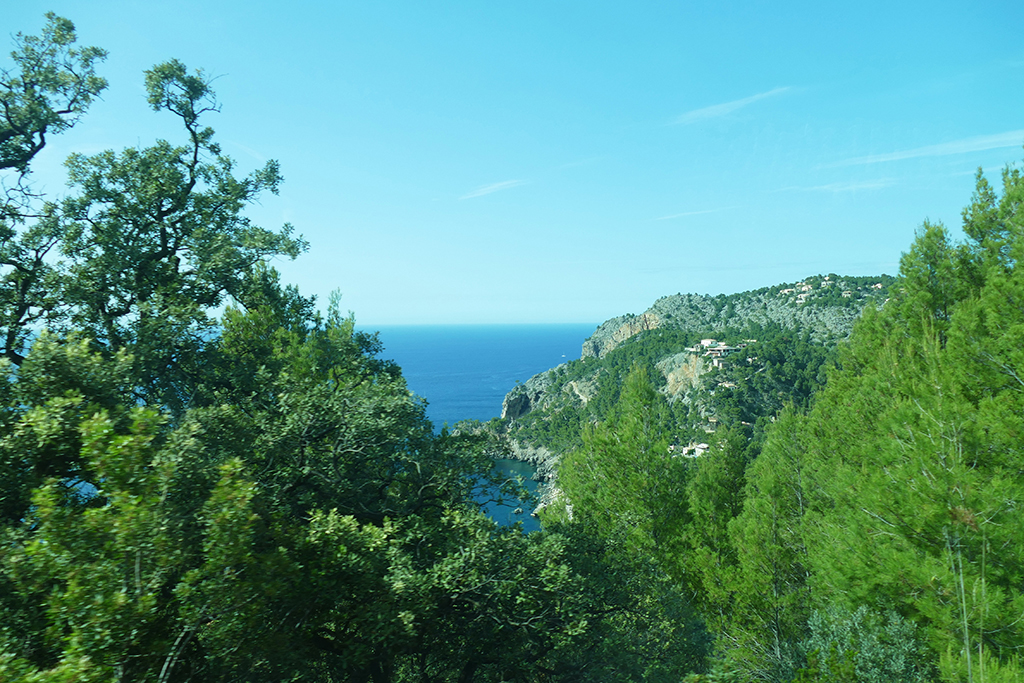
[362,324,598,531]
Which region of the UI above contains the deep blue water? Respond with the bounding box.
[360,324,598,531]
[366,324,597,428]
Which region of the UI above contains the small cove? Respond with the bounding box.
[364,323,596,531]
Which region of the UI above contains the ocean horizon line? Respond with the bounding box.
[358,322,601,329]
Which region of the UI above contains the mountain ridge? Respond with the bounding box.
[485,272,895,484]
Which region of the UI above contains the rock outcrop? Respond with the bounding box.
[578,276,895,362]
[656,351,709,401]
[501,366,562,419]
[581,312,661,359]
[565,376,598,406]
[505,439,559,482]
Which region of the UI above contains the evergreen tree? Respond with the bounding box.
[721,409,812,682]
[555,366,690,572]
[792,157,1024,681]
[682,424,750,633]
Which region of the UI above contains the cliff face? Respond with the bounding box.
[501,372,556,419]
[579,278,893,360]
[656,351,709,400]
[501,393,531,420]
[503,348,708,438]
[581,313,662,359]
[501,363,596,420]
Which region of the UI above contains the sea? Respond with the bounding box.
[363,323,598,531]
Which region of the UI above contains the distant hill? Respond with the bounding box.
[581,273,895,358]
[486,273,895,477]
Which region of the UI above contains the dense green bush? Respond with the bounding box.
[797,607,933,683]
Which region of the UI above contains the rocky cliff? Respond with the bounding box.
[578,276,893,360]
[581,312,662,358]
[501,365,562,419]
[656,351,710,400]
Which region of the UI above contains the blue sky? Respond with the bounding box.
[7,2,1024,324]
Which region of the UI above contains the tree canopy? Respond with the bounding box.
[540,152,1024,681]
[6,12,1024,683]
[0,15,707,683]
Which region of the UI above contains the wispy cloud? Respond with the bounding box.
[951,164,1008,177]
[636,259,900,275]
[224,140,267,163]
[831,130,1024,167]
[778,179,896,193]
[674,87,792,125]
[459,179,529,200]
[655,207,732,220]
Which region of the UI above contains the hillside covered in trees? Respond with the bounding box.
[523,167,1024,682]
[4,13,1024,683]
[492,273,893,463]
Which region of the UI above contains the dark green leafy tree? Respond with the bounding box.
[0,25,304,524]
[1,14,107,364]
[0,16,710,683]
[1,303,708,683]
[56,59,305,408]
[2,15,305,402]
[0,13,106,179]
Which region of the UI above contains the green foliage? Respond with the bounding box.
[1,14,107,364]
[0,13,107,176]
[543,368,712,675]
[555,367,690,564]
[0,17,710,682]
[710,409,810,682]
[727,154,1024,682]
[57,61,305,408]
[0,333,135,525]
[681,425,751,631]
[796,607,933,683]
[2,21,305,409]
[664,154,1024,682]
[0,286,709,682]
[705,325,832,438]
[799,302,1024,678]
